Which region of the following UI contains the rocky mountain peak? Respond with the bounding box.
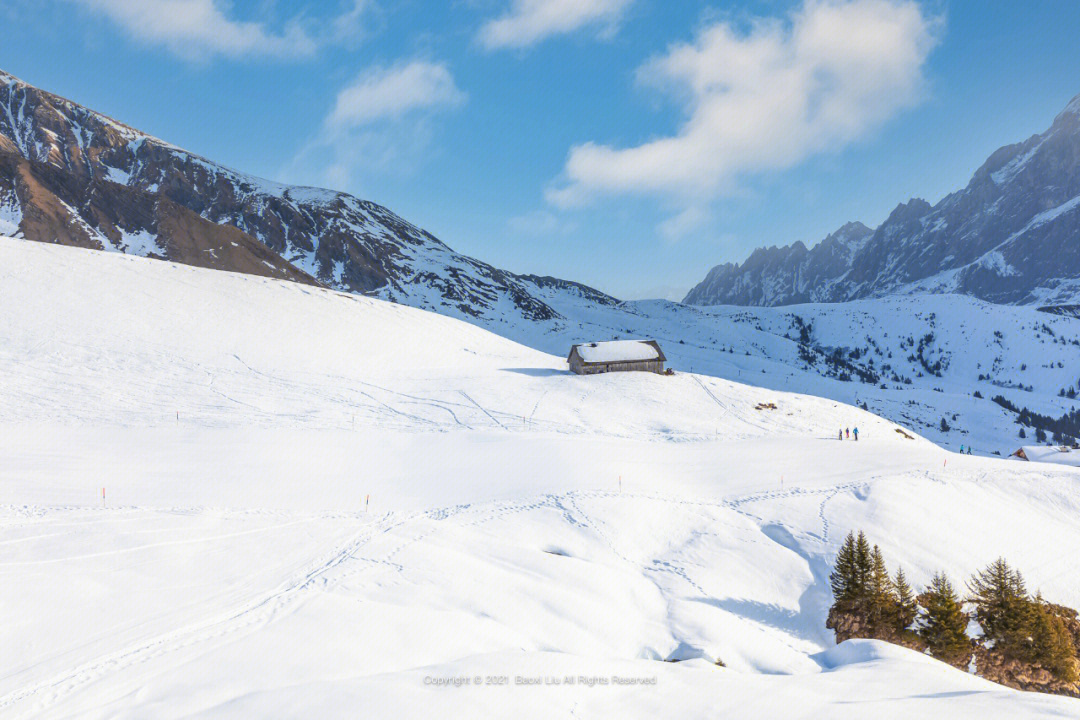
[834,220,872,238]
[883,198,932,225]
[1058,92,1080,119]
[685,91,1080,308]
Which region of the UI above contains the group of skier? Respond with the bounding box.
[835,426,976,455]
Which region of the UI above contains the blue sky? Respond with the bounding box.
[2,1,1079,300]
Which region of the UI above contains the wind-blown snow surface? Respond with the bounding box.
[2,237,1079,719]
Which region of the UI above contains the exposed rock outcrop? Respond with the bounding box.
[974,645,1080,697]
[826,606,926,653]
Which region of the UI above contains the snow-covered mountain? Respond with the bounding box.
[3,69,1077,455]
[473,288,1080,455]
[685,93,1080,308]
[3,237,1080,718]
[0,68,615,324]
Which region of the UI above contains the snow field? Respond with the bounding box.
[1,237,1079,718]
[508,284,1080,455]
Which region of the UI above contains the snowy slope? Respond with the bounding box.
[2,237,1080,718]
[465,286,1080,456]
[0,238,887,441]
[3,68,1075,455]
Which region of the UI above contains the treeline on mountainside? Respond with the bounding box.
[826,531,1080,696]
[991,396,1080,445]
[786,317,958,389]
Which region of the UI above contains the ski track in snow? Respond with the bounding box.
[0,512,402,713]
[0,480,861,713]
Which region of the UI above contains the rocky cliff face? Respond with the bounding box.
[685,93,1080,307]
[684,222,872,306]
[0,69,616,324]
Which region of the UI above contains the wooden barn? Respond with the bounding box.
[567,340,666,375]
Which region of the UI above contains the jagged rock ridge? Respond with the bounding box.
[0,69,616,324]
[685,93,1080,307]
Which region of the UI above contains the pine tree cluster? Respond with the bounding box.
[968,558,1079,683]
[828,535,1080,683]
[828,531,919,645]
[992,395,1080,445]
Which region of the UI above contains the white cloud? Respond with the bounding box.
[546,0,941,234]
[69,0,373,60]
[657,205,710,242]
[330,0,376,45]
[325,60,466,131]
[288,117,438,191]
[478,0,633,50]
[286,60,465,193]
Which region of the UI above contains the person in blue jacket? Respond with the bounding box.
[853,427,859,441]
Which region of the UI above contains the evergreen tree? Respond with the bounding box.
[1028,598,1080,683]
[894,567,918,633]
[829,532,859,603]
[854,531,872,599]
[920,572,971,666]
[940,417,951,432]
[867,545,898,632]
[869,546,893,599]
[968,558,1030,654]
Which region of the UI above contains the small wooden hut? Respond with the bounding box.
[567,340,666,375]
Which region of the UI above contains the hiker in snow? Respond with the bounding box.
[960,444,964,454]
[853,427,859,441]
[845,428,850,439]
[839,429,843,441]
